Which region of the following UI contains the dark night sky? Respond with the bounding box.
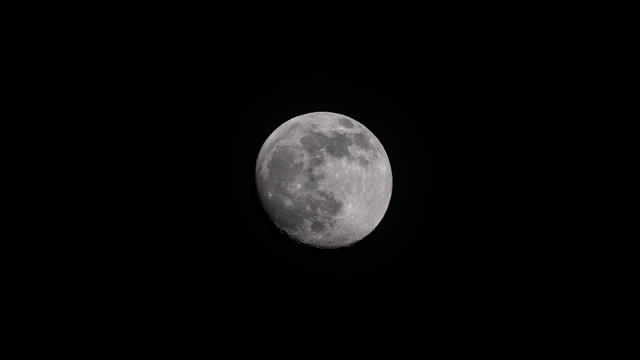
[112,29,541,334]
[185,32,475,319]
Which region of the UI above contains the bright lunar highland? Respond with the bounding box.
[255,112,392,248]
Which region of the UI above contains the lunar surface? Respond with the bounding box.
[255,112,392,248]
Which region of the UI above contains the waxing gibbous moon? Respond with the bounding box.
[255,112,392,248]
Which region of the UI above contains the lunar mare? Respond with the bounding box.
[255,112,392,248]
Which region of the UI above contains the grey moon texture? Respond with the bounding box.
[255,112,392,249]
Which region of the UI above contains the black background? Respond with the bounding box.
[120,30,531,334]
[186,32,475,321]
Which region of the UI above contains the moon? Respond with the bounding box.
[255,112,392,249]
